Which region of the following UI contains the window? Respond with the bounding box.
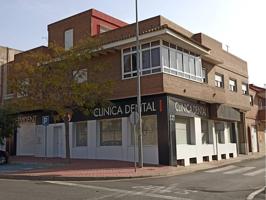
[99,25,111,33]
[202,67,207,83]
[73,121,87,147]
[17,78,29,98]
[228,123,237,143]
[183,53,190,79]
[215,74,224,88]
[121,40,203,82]
[64,29,73,50]
[258,98,264,109]
[175,117,191,144]
[229,79,237,92]
[195,57,202,82]
[176,52,183,75]
[242,83,248,95]
[100,118,122,146]
[201,119,210,144]
[215,122,225,144]
[131,115,158,145]
[162,46,169,68]
[170,49,177,70]
[150,47,160,67]
[122,41,160,78]
[250,95,254,106]
[142,49,151,72]
[189,56,196,80]
[73,69,87,83]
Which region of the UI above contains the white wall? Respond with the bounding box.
[70,117,158,164]
[17,117,159,164]
[17,123,36,156]
[176,117,237,166]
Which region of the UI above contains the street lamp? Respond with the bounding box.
[135,0,143,168]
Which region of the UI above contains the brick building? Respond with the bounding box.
[7,9,251,166]
[0,46,22,104]
[0,46,21,152]
[246,84,266,154]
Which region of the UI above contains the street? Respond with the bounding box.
[0,157,265,200]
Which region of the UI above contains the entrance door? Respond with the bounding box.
[251,126,258,152]
[53,126,62,157]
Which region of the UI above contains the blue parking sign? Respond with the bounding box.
[42,116,49,126]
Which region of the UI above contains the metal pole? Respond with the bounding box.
[45,126,47,158]
[135,0,143,168]
[134,124,137,172]
[216,131,219,161]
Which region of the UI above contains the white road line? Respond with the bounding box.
[224,167,255,175]
[246,186,266,200]
[205,165,237,173]
[243,168,266,176]
[45,181,191,200]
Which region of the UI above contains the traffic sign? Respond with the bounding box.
[129,111,139,125]
[42,116,49,126]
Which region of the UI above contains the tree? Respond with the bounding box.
[7,37,113,161]
[0,108,18,146]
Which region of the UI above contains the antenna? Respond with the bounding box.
[226,44,229,52]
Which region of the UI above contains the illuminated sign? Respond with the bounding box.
[17,115,37,124]
[93,102,156,117]
[174,101,208,117]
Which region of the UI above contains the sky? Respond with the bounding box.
[0,0,265,87]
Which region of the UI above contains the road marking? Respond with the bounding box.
[224,167,255,175]
[132,184,198,195]
[205,165,237,173]
[46,181,191,200]
[243,168,266,176]
[246,186,266,200]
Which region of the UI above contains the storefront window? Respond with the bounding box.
[175,117,191,144]
[100,118,122,146]
[201,119,210,144]
[215,122,225,144]
[73,121,87,147]
[142,115,158,145]
[228,122,237,143]
[131,115,158,146]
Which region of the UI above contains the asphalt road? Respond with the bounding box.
[0,157,265,200]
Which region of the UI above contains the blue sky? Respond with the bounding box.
[0,0,265,87]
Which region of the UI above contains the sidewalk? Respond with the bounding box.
[0,153,264,181]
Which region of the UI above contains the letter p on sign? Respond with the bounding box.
[42,116,49,127]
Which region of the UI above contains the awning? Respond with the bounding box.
[210,104,240,121]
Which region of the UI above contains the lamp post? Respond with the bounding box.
[135,0,143,168]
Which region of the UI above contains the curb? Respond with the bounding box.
[0,174,156,181]
[0,155,264,182]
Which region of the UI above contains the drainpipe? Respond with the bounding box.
[235,122,239,156]
[215,130,219,160]
[242,112,248,154]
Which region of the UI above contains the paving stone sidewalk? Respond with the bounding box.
[0,153,264,181]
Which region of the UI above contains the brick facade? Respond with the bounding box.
[5,8,260,164]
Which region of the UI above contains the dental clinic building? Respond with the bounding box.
[11,9,250,166]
